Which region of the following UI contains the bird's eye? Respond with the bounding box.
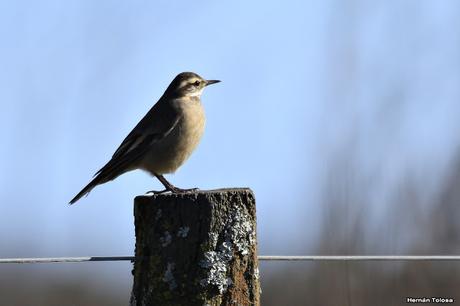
[194,80,201,86]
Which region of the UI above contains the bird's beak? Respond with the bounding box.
[205,80,221,86]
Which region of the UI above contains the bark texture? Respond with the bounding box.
[130,188,260,306]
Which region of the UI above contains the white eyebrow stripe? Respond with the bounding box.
[179,78,199,88]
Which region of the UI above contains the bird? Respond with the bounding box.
[69,72,220,204]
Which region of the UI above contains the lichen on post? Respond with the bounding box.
[130,188,260,306]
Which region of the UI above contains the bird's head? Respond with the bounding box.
[165,72,220,98]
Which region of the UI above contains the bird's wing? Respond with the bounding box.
[69,131,165,205]
[69,105,181,205]
[110,101,179,159]
[93,103,181,178]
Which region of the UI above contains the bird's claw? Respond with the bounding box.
[172,187,199,193]
[146,189,169,195]
[146,187,198,195]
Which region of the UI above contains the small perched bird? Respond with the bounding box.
[69,72,220,204]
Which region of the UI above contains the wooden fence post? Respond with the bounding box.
[130,188,260,306]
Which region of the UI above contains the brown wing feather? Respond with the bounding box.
[69,100,181,205]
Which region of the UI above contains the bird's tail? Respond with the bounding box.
[69,139,146,204]
[69,175,105,205]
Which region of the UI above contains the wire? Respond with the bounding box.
[257,255,460,261]
[1,255,460,264]
[0,256,134,264]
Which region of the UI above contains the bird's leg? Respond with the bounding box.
[146,174,198,194]
[155,174,177,191]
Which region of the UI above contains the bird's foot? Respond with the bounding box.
[146,189,170,195]
[146,187,198,195]
[171,187,199,193]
